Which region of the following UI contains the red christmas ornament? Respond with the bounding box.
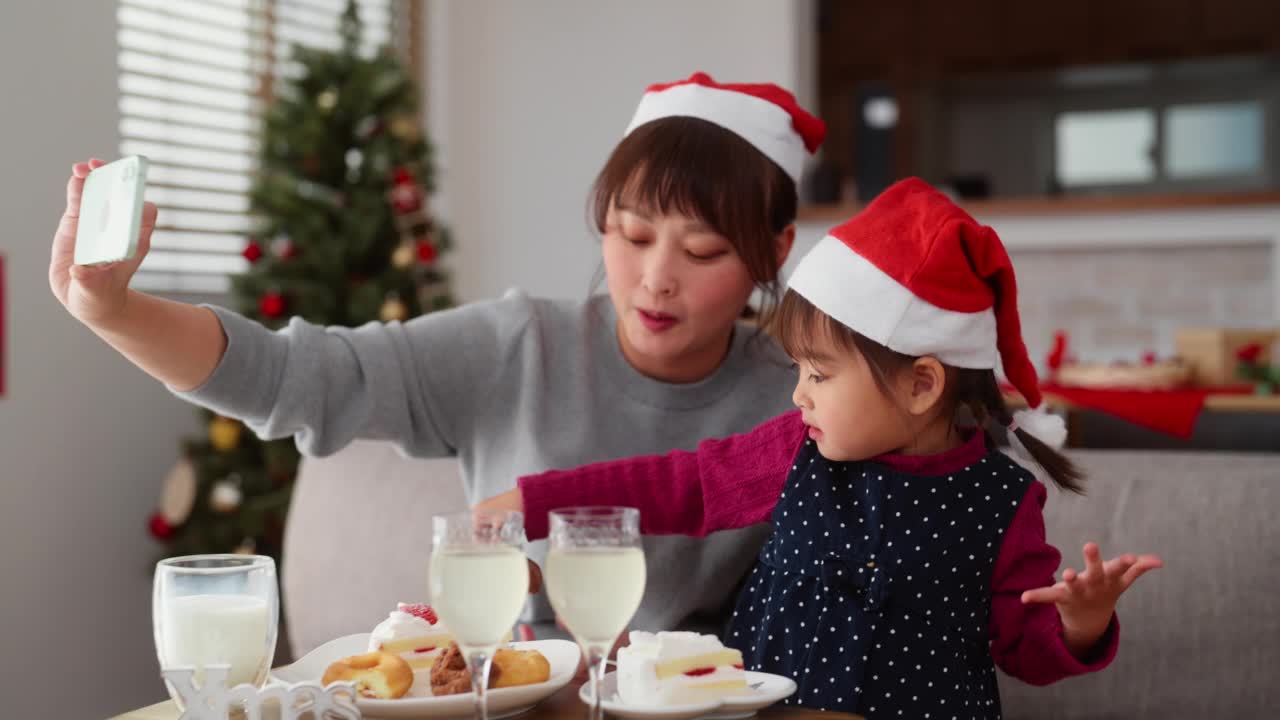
[416,240,437,264]
[390,185,422,215]
[148,511,175,541]
[259,292,287,318]
[389,167,423,214]
[243,240,264,263]
[1237,342,1264,364]
[1141,351,1157,366]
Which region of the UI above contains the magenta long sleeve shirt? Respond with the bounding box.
[519,410,1118,686]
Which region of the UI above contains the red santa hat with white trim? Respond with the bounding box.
[787,177,1066,451]
[625,72,826,183]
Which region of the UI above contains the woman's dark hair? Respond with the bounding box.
[590,116,797,323]
[772,290,1085,493]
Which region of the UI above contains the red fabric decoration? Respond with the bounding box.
[242,241,263,263]
[148,511,175,540]
[645,72,827,152]
[416,241,437,264]
[1005,382,1254,439]
[259,292,286,318]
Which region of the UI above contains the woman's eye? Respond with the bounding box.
[686,249,728,261]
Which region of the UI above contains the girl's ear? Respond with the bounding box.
[903,356,947,417]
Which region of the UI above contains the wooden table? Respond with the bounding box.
[113,681,862,719]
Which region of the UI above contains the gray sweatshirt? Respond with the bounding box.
[175,290,796,636]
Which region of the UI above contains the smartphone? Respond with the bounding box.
[74,155,149,266]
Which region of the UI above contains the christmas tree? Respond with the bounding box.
[148,2,453,560]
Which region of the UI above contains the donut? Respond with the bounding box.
[322,650,414,699]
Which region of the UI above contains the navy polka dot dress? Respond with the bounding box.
[724,438,1033,719]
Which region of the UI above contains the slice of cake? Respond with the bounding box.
[616,631,749,706]
[368,603,454,672]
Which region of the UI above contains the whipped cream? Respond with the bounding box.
[368,603,447,649]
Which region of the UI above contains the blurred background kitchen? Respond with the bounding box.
[0,1,1275,717]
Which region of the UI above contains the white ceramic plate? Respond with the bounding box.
[272,633,580,719]
[577,670,797,720]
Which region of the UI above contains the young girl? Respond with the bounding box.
[48,73,825,640]
[485,178,1162,717]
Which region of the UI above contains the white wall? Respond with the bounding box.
[426,0,815,303]
[0,1,202,716]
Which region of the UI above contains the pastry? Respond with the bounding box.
[616,631,749,706]
[322,651,414,699]
[429,642,552,695]
[368,603,454,671]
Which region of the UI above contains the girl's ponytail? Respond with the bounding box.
[959,370,1086,494]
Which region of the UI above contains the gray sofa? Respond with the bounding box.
[282,443,1279,718]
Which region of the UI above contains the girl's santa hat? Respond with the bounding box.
[787,177,1066,452]
[625,72,826,184]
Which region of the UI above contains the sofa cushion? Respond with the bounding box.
[998,449,1279,719]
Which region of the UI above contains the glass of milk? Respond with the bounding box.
[429,510,529,720]
[153,554,278,709]
[545,507,645,720]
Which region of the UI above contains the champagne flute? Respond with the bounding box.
[152,554,278,711]
[429,510,529,720]
[545,507,645,720]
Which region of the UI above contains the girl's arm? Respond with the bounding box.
[988,482,1120,685]
[517,411,806,541]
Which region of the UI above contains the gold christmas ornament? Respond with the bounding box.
[210,478,243,514]
[159,458,198,525]
[390,114,420,141]
[391,242,416,270]
[209,416,243,452]
[380,295,409,322]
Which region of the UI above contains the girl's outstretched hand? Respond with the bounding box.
[1021,541,1162,658]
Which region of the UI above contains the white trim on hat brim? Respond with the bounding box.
[626,83,807,183]
[786,235,998,369]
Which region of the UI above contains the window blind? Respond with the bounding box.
[117,0,409,294]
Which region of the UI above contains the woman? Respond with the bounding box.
[49,72,826,638]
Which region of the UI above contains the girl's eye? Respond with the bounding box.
[809,373,826,384]
[687,249,728,261]
[623,234,650,247]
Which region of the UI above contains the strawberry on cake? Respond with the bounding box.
[368,603,454,672]
[616,631,750,706]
